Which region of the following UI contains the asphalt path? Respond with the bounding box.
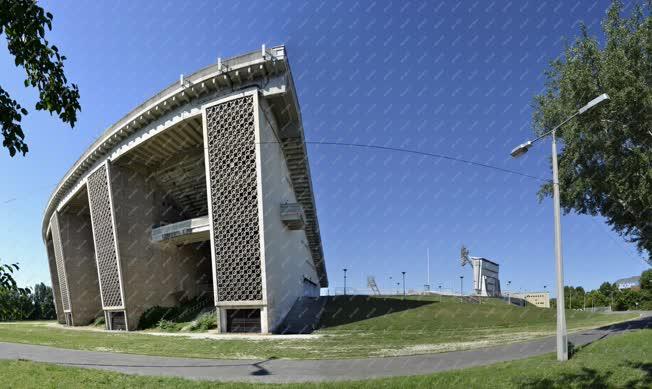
[0,315,650,384]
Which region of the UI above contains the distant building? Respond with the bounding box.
[509,292,550,308]
[615,276,640,290]
[470,257,501,297]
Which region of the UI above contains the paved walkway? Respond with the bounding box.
[0,315,650,384]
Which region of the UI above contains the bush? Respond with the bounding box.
[138,306,176,330]
[92,316,105,327]
[157,319,182,332]
[190,311,217,332]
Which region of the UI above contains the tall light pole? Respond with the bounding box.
[438,284,442,302]
[389,276,393,295]
[343,268,347,296]
[460,276,464,302]
[402,271,406,298]
[510,93,610,362]
[507,280,512,305]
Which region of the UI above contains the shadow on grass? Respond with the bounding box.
[515,367,613,388]
[623,361,652,388]
[318,295,435,328]
[514,359,652,388]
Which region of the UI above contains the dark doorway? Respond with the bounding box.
[109,311,127,331]
[226,309,261,333]
[64,312,73,326]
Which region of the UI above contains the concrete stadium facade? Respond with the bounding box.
[41,46,328,333]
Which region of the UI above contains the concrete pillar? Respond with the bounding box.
[203,93,268,333]
[45,237,65,324]
[57,211,102,325]
[87,163,126,328]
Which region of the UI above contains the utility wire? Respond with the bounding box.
[266,140,551,183]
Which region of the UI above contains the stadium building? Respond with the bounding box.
[41,45,328,333]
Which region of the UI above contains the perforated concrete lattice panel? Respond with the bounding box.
[50,213,71,312]
[206,96,263,302]
[87,165,124,308]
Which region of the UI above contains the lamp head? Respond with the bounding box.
[579,93,610,114]
[510,141,533,158]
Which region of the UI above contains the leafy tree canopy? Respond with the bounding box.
[641,269,652,290]
[0,261,30,318]
[0,0,80,156]
[533,0,652,263]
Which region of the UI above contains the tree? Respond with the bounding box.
[640,269,652,291]
[533,0,652,264]
[32,282,55,319]
[0,0,80,156]
[0,261,29,318]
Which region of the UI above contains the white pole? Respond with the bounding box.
[552,129,568,361]
[427,248,430,287]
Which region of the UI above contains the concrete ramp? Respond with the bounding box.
[277,296,328,334]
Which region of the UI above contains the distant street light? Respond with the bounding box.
[507,280,512,305]
[343,268,348,296]
[402,271,406,298]
[389,276,393,295]
[460,276,464,302]
[510,93,610,362]
[438,284,442,302]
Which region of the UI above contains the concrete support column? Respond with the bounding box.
[45,237,65,324]
[203,92,268,333]
[57,212,102,325]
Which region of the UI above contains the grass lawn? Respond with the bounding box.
[1,328,650,388]
[0,295,639,360]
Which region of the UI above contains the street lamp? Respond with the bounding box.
[438,284,442,302]
[510,93,610,362]
[460,276,464,302]
[402,271,406,298]
[343,268,348,296]
[507,280,512,305]
[389,276,393,295]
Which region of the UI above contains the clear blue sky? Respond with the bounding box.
[0,1,648,297]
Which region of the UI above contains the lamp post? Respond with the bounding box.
[507,280,512,305]
[510,93,610,362]
[389,276,393,295]
[460,276,464,302]
[439,284,442,302]
[343,268,347,296]
[402,271,406,298]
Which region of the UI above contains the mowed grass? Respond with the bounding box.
[0,295,638,359]
[1,328,650,388]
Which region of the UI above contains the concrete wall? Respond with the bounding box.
[110,163,212,329]
[257,98,320,332]
[57,211,103,325]
[45,237,65,323]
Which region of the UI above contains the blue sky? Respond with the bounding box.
[0,0,648,297]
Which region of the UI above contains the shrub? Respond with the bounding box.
[92,316,105,327]
[191,311,217,332]
[157,319,180,332]
[138,306,176,330]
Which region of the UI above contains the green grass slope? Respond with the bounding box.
[0,295,638,359]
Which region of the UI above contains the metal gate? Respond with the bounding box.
[226,309,261,333]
